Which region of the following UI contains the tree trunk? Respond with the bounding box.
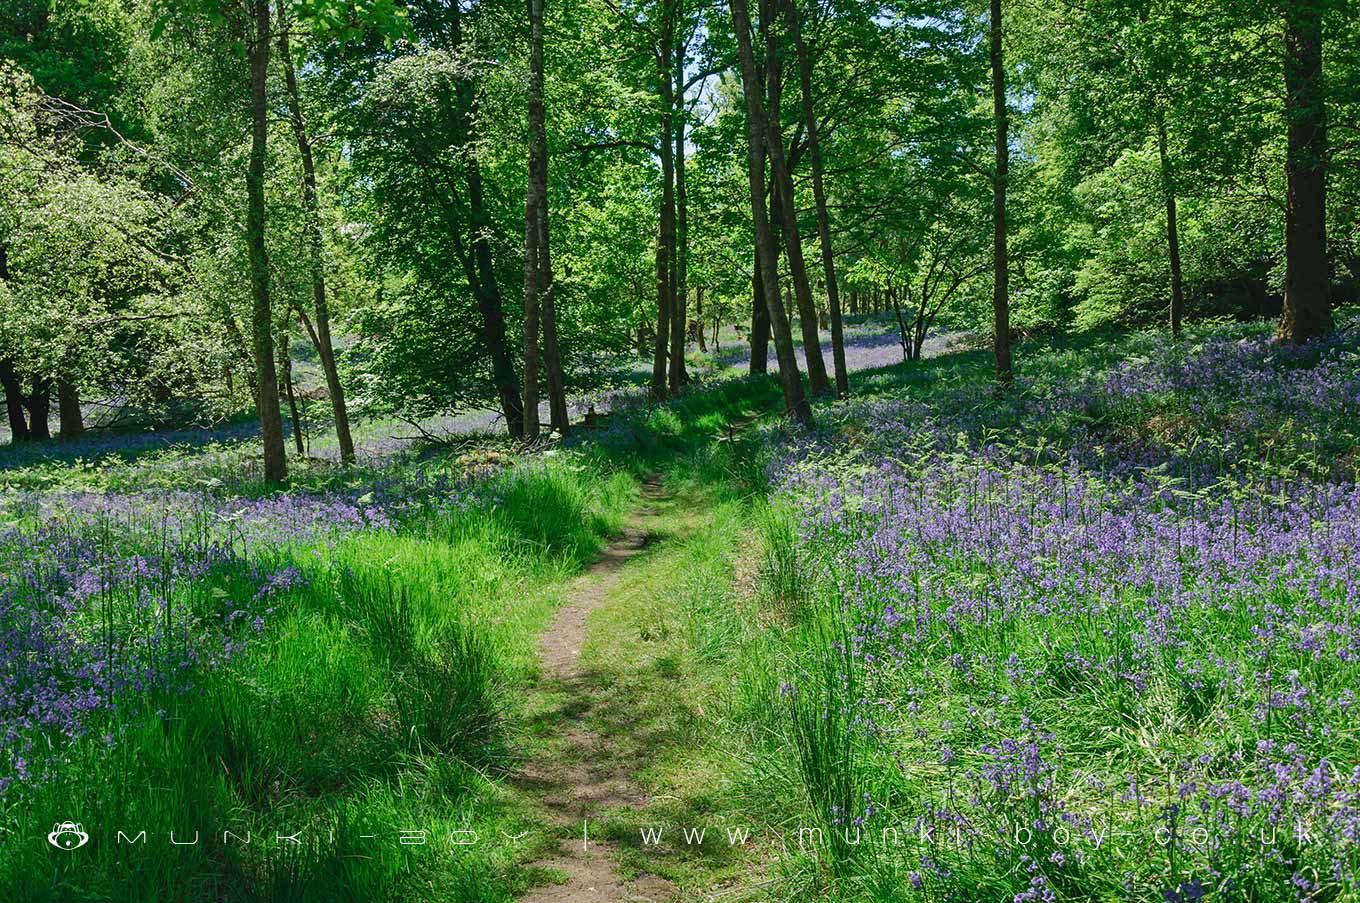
[783,0,847,398]
[730,0,812,425]
[522,5,544,442]
[652,1,677,400]
[0,361,29,442]
[989,0,1012,388]
[762,0,830,397]
[750,253,770,373]
[468,162,527,438]
[0,252,26,444]
[247,0,287,485]
[539,233,568,434]
[669,57,690,393]
[696,285,707,351]
[281,340,305,456]
[57,379,83,439]
[519,0,563,435]
[1277,0,1332,343]
[278,22,355,463]
[890,286,911,362]
[448,6,525,437]
[526,0,568,434]
[23,376,50,440]
[1156,116,1185,337]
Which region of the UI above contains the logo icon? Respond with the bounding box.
[47,823,89,851]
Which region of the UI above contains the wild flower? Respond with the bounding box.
[769,321,1360,893]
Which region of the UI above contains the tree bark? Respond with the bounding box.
[1156,116,1185,338]
[22,376,50,440]
[750,251,770,373]
[450,4,526,437]
[281,339,305,456]
[652,1,677,400]
[1277,0,1332,343]
[247,0,288,485]
[278,22,355,463]
[522,2,544,442]
[761,0,830,397]
[469,160,527,438]
[525,0,568,434]
[696,285,706,351]
[57,379,83,439]
[730,0,812,425]
[669,54,690,393]
[0,251,25,443]
[519,0,563,437]
[0,362,29,442]
[989,0,1012,388]
[782,0,847,398]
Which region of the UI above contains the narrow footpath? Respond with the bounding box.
[514,476,679,903]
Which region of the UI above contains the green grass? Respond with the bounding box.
[0,451,634,903]
[0,365,790,902]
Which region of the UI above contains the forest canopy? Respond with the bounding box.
[1,0,1356,469]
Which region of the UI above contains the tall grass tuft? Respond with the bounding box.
[785,614,864,879]
[756,501,811,618]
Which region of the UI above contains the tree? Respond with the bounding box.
[524,0,548,439]
[782,0,847,397]
[1277,0,1333,342]
[651,0,678,400]
[277,18,355,463]
[243,0,286,483]
[728,0,811,425]
[759,0,830,397]
[989,0,1012,387]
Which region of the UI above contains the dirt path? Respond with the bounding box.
[514,477,677,903]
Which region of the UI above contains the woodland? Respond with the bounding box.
[2,1,1360,901]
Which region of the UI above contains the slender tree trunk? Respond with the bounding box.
[989,0,1012,388]
[652,1,677,400]
[281,340,305,456]
[669,64,690,392]
[783,0,847,397]
[0,251,26,444]
[247,0,287,485]
[761,0,829,397]
[522,8,544,441]
[57,379,83,439]
[526,0,568,433]
[468,165,526,438]
[730,0,812,425]
[449,5,525,436]
[278,23,355,463]
[890,286,911,362]
[750,253,770,373]
[1277,0,1332,343]
[1155,116,1185,337]
[539,230,568,433]
[696,285,707,351]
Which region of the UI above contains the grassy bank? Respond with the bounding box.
[0,452,634,902]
